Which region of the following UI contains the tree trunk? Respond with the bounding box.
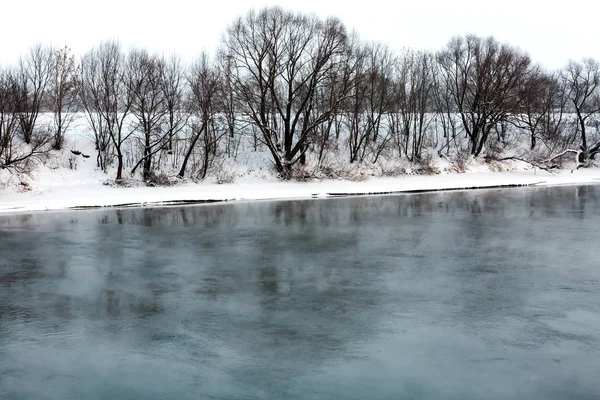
[143,133,152,180]
[178,124,205,178]
[116,151,123,181]
[577,112,587,150]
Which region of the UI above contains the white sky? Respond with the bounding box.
[1,0,599,70]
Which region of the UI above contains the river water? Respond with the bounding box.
[1,185,599,399]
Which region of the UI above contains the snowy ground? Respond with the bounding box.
[1,165,599,215]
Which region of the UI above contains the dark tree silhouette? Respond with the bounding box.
[221,7,354,177]
[437,35,532,157]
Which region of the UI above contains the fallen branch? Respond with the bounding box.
[498,156,557,175]
[543,149,578,164]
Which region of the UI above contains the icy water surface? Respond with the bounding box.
[1,185,599,399]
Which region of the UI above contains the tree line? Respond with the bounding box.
[1,6,599,182]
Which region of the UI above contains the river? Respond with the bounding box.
[1,185,599,399]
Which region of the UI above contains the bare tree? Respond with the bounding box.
[0,69,22,169]
[222,7,354,177]
[178,53,222,179]
[48,46,81,150]
[313,91,343,167]
[344,41,369,163]
[345,41,396,164]
[125,49,168,180]
[1,68,51,171]
[395,49,436,161]
[217,53,242,158]
[437,35,532,157]
[81,40,134,180]
[15,44,54,144]
[432,57,460,157]
[511,69,566,151]
[540,74,569,150]
[161,54,188,157]
[561,58,600,160]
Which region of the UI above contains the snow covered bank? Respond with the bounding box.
[1,168,599,215]
[3,111,600,216]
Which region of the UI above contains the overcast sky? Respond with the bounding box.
[1,0,598,70]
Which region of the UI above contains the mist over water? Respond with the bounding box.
[1,185,599,399]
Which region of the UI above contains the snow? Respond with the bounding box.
[1,166,599,215]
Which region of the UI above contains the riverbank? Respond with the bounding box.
[1,168,599,215]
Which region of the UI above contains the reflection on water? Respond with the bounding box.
[1,185,600,399]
